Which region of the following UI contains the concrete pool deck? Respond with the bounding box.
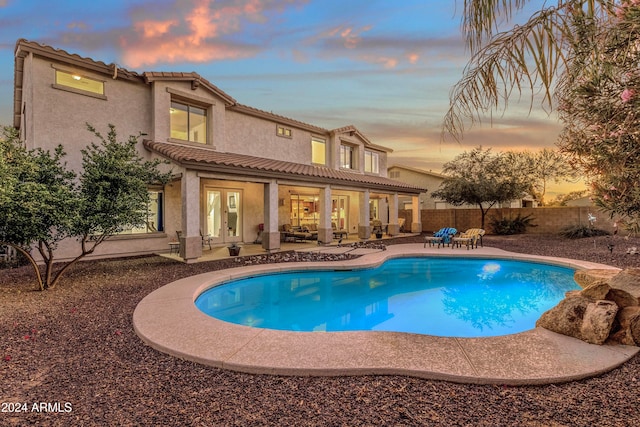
[133,244,640,385]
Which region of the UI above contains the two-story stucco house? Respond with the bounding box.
[13,39,423,262]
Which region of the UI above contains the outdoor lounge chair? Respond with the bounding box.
[424,227,457,248]
[282,224,313,242]
[452,228,485,250]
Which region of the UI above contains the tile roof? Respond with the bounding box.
[143,140,424,193]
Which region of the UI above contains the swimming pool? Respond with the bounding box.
[195,257,579,338]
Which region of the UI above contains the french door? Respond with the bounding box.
[205,188,242,244]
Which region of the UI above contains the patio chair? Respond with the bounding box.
[424,227,457,248]
[452,228,485,250]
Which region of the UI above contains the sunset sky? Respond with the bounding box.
[0,0,585,198]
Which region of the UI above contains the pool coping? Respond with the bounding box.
[133,244,640,385]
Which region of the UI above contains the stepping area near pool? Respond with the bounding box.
[133,244,640,385]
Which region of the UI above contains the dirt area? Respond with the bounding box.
[1,234,639,426]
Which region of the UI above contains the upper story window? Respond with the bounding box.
[389,170,400,178]
[311,137,326,165]
[277,125,292,138]
[340,144,355,169]
[170,101,207,144]
[54,70,105,96]
[364,151,379,174]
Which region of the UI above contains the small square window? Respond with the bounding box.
[277,125,292,138]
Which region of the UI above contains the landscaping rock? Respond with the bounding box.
[580,300,618,345]
[536,295,588,338]
[574,269,619,288]
[538,268,640,346]
[580,281,611,300]
[606,288,639,309]
[608,268,640,304]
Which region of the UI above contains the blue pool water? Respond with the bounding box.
[195,257,579,338]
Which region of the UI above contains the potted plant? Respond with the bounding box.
[227,243,241,256]
[372,220,383,239]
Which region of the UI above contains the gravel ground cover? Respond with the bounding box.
[1,234,640,426]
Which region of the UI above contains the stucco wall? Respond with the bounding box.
[28,57,152,172]
[416,206,621,235]
[224,109,313,163]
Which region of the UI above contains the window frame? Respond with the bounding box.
[364,150,380,174]
[115,189,164,235]
[52,68,107,100]
[170,99,208,144]
[311,136,326,165]
[340,144,355,170]
[277,125,293,138]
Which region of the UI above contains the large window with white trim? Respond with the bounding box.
[364,151,379,174]
[170,101,207,143]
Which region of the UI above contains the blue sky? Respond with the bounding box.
[0,0,582,197]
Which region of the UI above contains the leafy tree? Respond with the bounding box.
[557,1,640,232]
[546,190,588,206]
[445,1,640,231]
[504,148,578,205]
[443,0,615,141]
[0,124,170,290]
[0,126,79,289]
[432,146,530,229]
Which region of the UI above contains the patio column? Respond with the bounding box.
[411,195,422,233]
[358,190,371,239]
[317,186,332,244]
[180,170,202,263]
[387,193,400,235]
[262,180,280,252]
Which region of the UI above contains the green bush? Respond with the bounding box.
[490,213,537,235]
[560,225,610,239]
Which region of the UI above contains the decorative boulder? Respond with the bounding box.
[580,300,618,345]
[574,269,619,288]
[608,268,640,304]
[536,295,588,339]
[609,306,640,346]
[537,268,640,347]
[605,288,639,309]
[580,281,611,300]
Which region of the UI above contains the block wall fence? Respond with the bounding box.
[399,207,622,235]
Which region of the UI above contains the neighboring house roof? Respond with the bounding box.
[143,140,424,194]
[388,164,447,179]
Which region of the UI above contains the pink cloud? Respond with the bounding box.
[134,20,177,38]
[120,0,278,67]
[407,53,419,64]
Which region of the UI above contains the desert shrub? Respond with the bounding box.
[490,214,537,235]
[560,225,610,239]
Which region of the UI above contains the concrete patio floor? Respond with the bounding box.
[135,244,639,385]
[160,233,414,262]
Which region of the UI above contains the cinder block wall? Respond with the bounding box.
[400,207,621,235]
